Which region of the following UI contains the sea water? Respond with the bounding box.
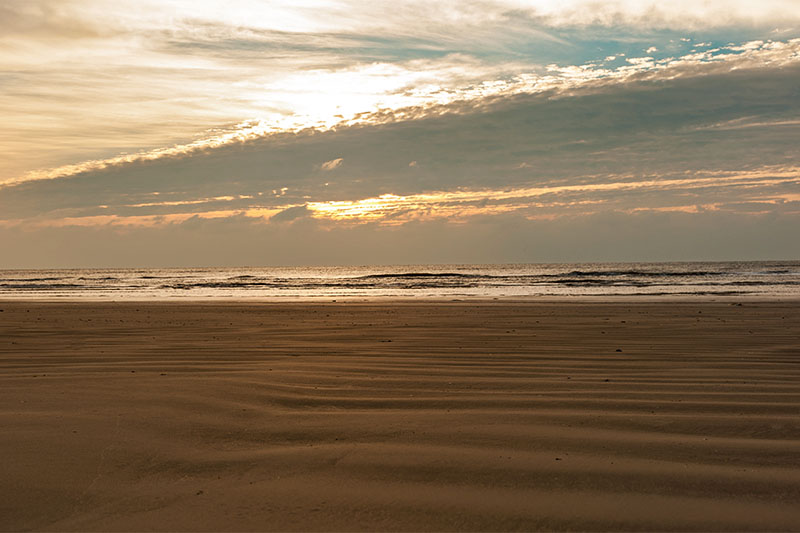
[0,261,798,300]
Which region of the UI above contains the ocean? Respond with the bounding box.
[0,261,798,300]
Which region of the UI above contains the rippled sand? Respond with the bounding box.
[1,301,799,531]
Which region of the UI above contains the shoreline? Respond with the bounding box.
[2,293,799,304]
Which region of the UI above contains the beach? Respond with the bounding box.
[1,300,799,531]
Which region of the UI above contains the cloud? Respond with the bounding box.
[3,0,799,185]
[6,38,799,188]
[2,56,798,230]
[269,205,311,222]
[320,157,343,171]
[302,168,800,224]
[1,208,797,268]
[501,0,800,29]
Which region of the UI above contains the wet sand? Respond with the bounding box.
[1,300,799,531]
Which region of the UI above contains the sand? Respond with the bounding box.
[0,300,799,531]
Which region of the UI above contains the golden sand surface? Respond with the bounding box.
[0,301,799,531]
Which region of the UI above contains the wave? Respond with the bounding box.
[152,278,799,291]
[355,272,495,280]
[0,283,85,290]
[0,277,63,282]
[159,280,311,290]
[559,269,722,278]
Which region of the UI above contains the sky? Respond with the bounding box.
[1,0,799,267]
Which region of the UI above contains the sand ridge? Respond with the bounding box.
[0,301,799,531]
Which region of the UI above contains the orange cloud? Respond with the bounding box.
[305,166,800,223]
[3,166,795,229]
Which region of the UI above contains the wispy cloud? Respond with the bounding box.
[304,167,800,224]
[3,0,799,185]
[501,0,800,29]
[320,158,343,171]
[4,38,799,188]
[2,53,798,225]
[3,166,795,230]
